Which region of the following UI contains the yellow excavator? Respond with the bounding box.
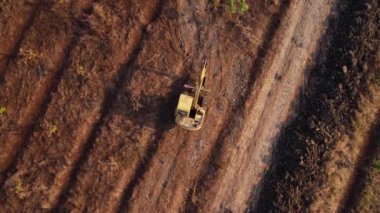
[175,60,208,130]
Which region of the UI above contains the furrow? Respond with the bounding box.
[309,87,380,212]
[0,1,76,174]
[341,114,380,212]
[0,1,38,76]
[0,0,159,211]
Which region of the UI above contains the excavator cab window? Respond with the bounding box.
[189,108,197,118]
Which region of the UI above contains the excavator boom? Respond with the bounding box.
[192,61,207,109]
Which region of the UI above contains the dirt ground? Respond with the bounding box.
[255,0,380,212]
[0,0,379,212]
[342,118,380,212]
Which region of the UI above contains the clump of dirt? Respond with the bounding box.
[254,0,380,211]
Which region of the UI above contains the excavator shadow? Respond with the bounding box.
[113,75,189,130]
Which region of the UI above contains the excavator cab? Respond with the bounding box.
[175,61,208,130]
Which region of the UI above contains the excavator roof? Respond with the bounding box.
[177,94,193,115]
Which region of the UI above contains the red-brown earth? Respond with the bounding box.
[0,0,379,212]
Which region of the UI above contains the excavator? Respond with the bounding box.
[175,60,208,131]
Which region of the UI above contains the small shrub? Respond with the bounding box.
[49,124,58,135]
[239,0,249,13]
[375,160,380,173]
[374,70,380,86]
[15,179,25,199]
[227,0,235,13]
[220,0,249,14]
[77,65,86,76]
[210,0,215,7]
[19,48,40,65]
[375,77,380,86]
[0,106,6,117]
[131,96,142,111]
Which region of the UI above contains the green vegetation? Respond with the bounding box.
[210,0,249,14]
[375,160,380,173]
[15,179,25,199]
[227,0,249,13]
[375,77,380,86]
[0,106,6,117]
[374,51,380,86]
[210,0,215,7]
[239,0,249,13]
[374,69,380,86]
[227,0,235,13]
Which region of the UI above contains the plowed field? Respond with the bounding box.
[0,0,379,212]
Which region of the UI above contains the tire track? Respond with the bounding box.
[0,1,76,177]
[0,0,161,211]
[0,0,38,76]
[124,1,286,212]
[188,0,337,212]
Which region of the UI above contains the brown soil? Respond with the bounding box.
[0,0,76,174]
[309,88,380,212]
[342,117,380,213]
[0,0,38,76]
[0,0,379,212]
[255,0,380,212]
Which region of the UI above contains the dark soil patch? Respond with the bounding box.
[254,0,380,212]
[341,117,380,212]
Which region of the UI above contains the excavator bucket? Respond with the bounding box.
[175,61,208,130]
